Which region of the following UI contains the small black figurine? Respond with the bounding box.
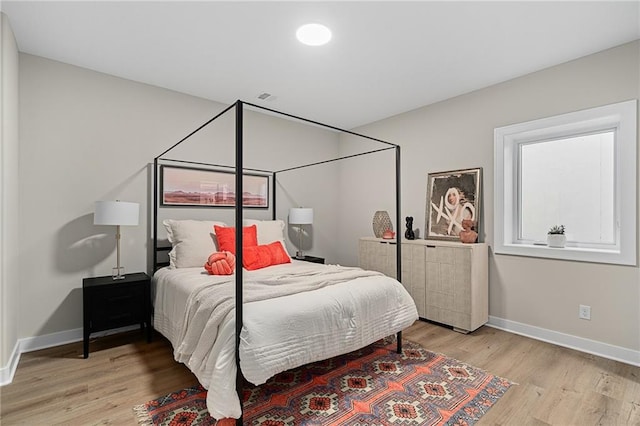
[405,216,415,240]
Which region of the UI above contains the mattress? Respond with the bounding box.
[152,260,418,419]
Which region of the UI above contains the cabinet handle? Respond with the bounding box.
[427,245,436,248]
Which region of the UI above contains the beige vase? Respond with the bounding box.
[372,211,393,238]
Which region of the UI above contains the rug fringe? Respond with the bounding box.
[133,404,153,426]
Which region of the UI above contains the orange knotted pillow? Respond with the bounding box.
[204,251,236,275]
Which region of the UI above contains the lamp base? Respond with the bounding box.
[295,251,305,260]
[112,267,125,280]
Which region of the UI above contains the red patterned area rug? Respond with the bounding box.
[134,339,514,425]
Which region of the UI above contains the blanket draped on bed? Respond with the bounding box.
[175,265,382,366]
[153,262,419,419]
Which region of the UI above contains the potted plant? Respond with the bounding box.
[547,225,566,248]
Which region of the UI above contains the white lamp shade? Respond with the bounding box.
[289,207,313,225]
[94,201,139,226]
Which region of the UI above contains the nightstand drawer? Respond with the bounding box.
[90,285,144,330]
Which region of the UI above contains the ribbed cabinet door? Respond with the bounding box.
[425,245,463,328]
[358,239,376,271]
[401,243,413,292]
[424,243,487,332]
[358,239,397,279]
[453,248,472,316]
[408,244,426,317]
[424,245,441,322]
[381,242,398,279]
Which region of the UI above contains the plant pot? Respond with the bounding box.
[547,234,566,248]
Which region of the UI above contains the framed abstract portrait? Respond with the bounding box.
[425,167,482,241]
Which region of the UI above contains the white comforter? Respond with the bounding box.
[153,260,418,420]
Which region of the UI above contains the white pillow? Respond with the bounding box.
[163,219,227,268]
[243,219,292,260]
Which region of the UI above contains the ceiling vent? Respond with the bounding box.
[257,92,276,101]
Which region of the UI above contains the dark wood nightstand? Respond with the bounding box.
[82,272,151,358]
[295,255,325,264]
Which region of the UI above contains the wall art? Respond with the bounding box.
[425,167,482,240]
[161,165,268,208]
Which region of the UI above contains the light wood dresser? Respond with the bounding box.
[359,237,488,333]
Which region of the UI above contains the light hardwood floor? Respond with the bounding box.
[1,321,639,425]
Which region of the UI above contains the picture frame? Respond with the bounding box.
[160,165,269,208]
[425,167,482,241]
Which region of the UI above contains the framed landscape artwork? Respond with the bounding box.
[161,165,269,208]
[425,167,482,240]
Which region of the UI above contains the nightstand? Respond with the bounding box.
[296,255,325,264]
[82,272,151,358]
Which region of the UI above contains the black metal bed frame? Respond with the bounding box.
[152,100,403,424]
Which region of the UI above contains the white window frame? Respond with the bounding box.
[494,100,637,265]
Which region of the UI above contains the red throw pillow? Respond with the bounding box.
[214,225,257,255]
[243,245,272,271]
[204,251,236,275]
[264,241,291,265]
[243,241,291,271]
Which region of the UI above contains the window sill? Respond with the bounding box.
[494,243,635,266]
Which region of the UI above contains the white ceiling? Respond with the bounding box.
[2,1,639,129]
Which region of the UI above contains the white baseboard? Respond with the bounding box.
[0,325,141,386]
[4,318,639,386]
[487,315,640,367]
[0,341,20,386]
[19,327,84,353]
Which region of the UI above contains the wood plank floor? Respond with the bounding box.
[1,321,639,425]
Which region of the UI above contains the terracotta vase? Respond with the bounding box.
[459,219,478,244]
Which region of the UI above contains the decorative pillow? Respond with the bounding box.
[214,225,258,255]
[163,219,227,268]
[242,245,272,271]
[263,241,292,265]
[243,219,286,245]
[243,219,292,261]
[204,251,236,275]
[243,241,291,271]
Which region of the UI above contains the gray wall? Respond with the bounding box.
[17,54,340,340]
[5,38,639,372]
[0,12,19,371]
[338,41,640,353]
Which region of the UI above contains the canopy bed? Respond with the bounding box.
[151,100,417,423]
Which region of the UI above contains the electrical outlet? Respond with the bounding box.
[579,304,591,320]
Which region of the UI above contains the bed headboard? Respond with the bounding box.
[155,245,171,270]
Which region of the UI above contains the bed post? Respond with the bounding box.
[395,145,403,354]
[234,100,244,426]
[272,172,277,220]
[153,158,158,272]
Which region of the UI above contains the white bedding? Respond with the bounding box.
[153,260,418,420]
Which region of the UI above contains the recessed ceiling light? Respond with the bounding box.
[296,23,332,46]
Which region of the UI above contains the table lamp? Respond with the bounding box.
[94,200,139,280]
[289,207,313,259]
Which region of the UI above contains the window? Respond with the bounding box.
[494,100,637,265]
